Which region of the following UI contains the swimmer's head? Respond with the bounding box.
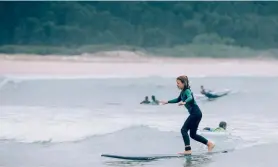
[219,121,227,130]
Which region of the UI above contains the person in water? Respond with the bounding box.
[203,121,227,132]
[140,96,150,104]
[160,75,215,155]
[200,85,228,99]
[151,95,159,105]
[201,85,217,98]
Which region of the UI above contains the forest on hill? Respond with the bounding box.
[1,1,278,57]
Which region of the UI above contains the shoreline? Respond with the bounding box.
[1,52,278,77]
[1,52,277,63]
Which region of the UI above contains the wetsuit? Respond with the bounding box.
[213,127,225,132]
[202,90,228,99]
[203,127,225,132]
[140,100,150,104]
[201,89,219,98]
[204,92,220,98]
[151,100,159,105]
[168,89,208,150]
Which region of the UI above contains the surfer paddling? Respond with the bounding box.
[200,85,229,99]
[160,75,215,155]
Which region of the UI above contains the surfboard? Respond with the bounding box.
[101,153,186,160]
[101,150,230,161]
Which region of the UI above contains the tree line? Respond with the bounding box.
[1,1,278,49]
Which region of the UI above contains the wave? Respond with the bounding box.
[1,125,240,152]
[1,104,278,146]
[0,105,237,144]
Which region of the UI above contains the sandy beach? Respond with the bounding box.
[1,51,278,77]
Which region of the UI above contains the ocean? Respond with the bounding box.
[0,75,278,167]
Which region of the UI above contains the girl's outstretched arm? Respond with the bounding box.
[168,95,181,103]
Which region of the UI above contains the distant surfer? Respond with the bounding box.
[151,95,159,105]
[140,96,150,104]
[203,121,227,132]
[160,75,215,155]
[200,85,229,99]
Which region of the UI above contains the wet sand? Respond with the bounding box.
[1,52,278,77]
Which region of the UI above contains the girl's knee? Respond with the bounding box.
[181,128,188,135]
[189,132,197,138]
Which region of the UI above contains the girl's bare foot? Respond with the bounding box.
[207,141,215,152]
[178,150,192,155]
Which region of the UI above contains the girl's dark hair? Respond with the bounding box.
[176,75,190,89]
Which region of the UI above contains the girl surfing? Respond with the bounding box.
[160,75,215,155]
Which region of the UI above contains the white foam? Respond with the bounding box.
[0,106,187,143]
[0,78,9,90]
[0,106,130,143]
[1,104,278,145]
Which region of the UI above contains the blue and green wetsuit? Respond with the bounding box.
[168,89,208,150]
[204,127,226,132]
